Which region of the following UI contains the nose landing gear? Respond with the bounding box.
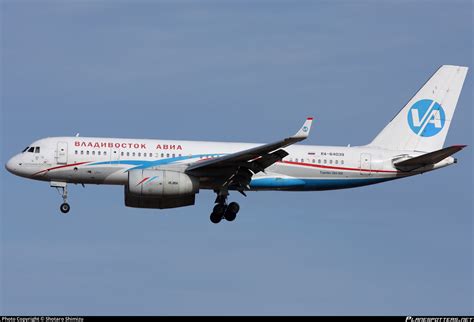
[51,181,70,214]
[60,202,70,214]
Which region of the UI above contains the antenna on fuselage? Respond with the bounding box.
[75,133,80,137]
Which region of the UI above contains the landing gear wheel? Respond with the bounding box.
[224,202,239,221]
[210,204,226,224]
[224,211,236,222]
[60,203,70,214]
[227,202,240,214]
[213,204,227,215]
[210,212,222,224]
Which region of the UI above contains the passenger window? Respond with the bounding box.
[92,151,95,155]
[335,160,338,165]
[81,150,84,155]
[98,151,101,156]
[149,153,152,157]
[138,152,141,157]
[121,152,124,156]
[341,160,344,165]
[132,152,135,157]
[161,153,164,158]
[179,154,182,157]
[318,159,321,164]
[86,151,89,155]
[329,160,332,164]
[323,159,327,164]
[127,152,130,157]
[104,151,107,156]
[166,153,169,158]
[28,147,35,153]
[312,159,315,163]
[301,158,304,163]
[172,153,175,158]
[75,150,78,155]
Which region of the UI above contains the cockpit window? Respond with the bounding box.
[27,147,35,153]
[35,147,40,153]
[22,147,29,153]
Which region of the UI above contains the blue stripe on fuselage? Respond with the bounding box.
[249,177,396,191]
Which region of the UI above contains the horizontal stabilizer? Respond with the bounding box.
[394,145,467,172]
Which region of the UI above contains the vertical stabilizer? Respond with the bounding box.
[368,65,468,152]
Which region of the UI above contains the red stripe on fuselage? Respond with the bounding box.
[279,161,398,173]
[33,161,90,176]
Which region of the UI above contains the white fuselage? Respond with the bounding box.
[5,136,455,191]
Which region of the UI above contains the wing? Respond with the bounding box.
[185,118,314,191]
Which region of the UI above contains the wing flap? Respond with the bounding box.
[249,149,289,173]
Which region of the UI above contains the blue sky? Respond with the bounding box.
[1,0,472,315]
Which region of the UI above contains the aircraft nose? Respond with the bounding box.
[5,156,18,174]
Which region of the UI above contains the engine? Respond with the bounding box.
[125,169,199,209]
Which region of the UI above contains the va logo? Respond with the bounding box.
[302,126,309,133]
[407,99,445,137]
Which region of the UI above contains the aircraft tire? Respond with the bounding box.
[210,212,222,224]
[213,203,226,215]
[60,203,70,214]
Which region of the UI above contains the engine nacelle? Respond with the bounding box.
[125,169,200,209]
[128,169,199,196]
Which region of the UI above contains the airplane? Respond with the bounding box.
[5,65,469,223]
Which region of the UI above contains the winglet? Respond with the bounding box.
[293,117,313,139]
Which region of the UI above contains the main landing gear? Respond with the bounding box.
[210,190,240,224]
[51,181,70,214]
